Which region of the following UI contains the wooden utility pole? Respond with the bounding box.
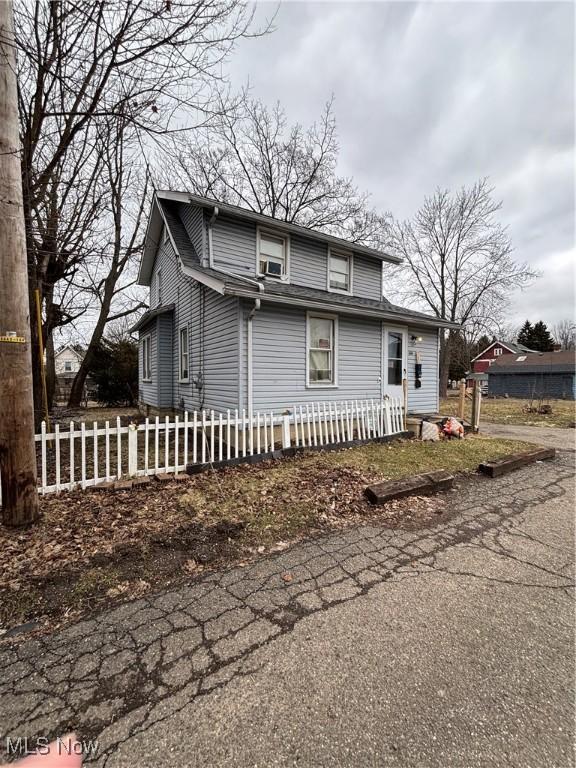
[0,0,40,526]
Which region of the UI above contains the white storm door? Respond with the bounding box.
[383,326,408,399]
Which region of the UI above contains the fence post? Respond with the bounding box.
[281,413,291,449]
[471,382,482,433]
[128,422,138,477]
[458,380,466,421]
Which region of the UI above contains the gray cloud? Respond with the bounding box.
[230,1,574,325]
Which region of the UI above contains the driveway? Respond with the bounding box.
[1,453,574,767]
[481,421,575,451]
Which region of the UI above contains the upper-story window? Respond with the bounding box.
[156,269,162,305]
[64,361,73,372]
[257,229,289,280]
[494,347,503,356]
[328,250,352,294]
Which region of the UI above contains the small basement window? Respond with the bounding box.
[307,314,337,386]
[258,230,289,279]
[328,250,352,293]
[142,335,152,381]
[179,326,189,382]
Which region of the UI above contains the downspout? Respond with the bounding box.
[247,299,261,449]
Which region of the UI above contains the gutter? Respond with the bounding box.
[224,286,460,331]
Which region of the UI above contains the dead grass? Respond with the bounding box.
[441,397,575,429]
[1,434,532,636]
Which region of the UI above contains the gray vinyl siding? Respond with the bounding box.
[353,255,382,301]
[406,327,439,413]
[245,304,382,412]
[179,203,205,261]
[207,212,385,301]
[138,319,157,406]
[291,235,327,290]
[157,314,173,408]
[212,215,256,275]
[241,306,439,414]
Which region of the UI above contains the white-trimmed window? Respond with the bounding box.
[142,335,152,381]
[494,347,503,356]
[179,326,189,382]
[257,229,289,280]
[328,250,352,293]
[156,269,162,305]
[64,361,73,372]
[307,313,337,386]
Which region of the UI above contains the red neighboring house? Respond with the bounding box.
[466,340,537,388]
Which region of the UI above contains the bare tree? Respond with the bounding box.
[167,96,391,247]
[389,179,538,395]
[68,122,149,407]
[15,0,261,423]
[552,319,576,350]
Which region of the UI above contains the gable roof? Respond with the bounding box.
[470,339,537,362]
[488,350,576,375]
[140,196,460,331]
[55,344,85,360]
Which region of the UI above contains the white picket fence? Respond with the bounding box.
[27,397,405,496]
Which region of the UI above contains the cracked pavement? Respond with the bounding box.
[1,446,574,767]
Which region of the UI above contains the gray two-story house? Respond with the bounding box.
[133,190,456,417]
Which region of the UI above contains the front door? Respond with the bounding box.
[383,326,408,399]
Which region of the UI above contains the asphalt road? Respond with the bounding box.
[1,432,574,768]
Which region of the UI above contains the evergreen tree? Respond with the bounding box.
[517,320,533,348]
[531,321,555,352]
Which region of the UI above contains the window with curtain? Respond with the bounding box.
[387,331,403,385]
[308,315,336,385]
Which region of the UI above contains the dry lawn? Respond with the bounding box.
[1,435,531,637]
[441,397,575,429]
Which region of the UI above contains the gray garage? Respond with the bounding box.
[488,350,576,400]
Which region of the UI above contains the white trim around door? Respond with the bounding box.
[383,325,408,400]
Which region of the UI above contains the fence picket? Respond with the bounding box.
[242,409,247,457]
[256,412,261,455]
[117,417,122,479]
[41,421,47,494]
[234,409,239,459]
[219,412,223,462]
[164,416,169,471]
[174,415,180,472]
[93,421,98,484]
[192,411,198,465]
[226,410,231,461]
[69,421,75,490]
[201,411,207,464]
[154,416,159,472]
[184,412,189,469]
[55,424,61,492]
[210,410,215,462]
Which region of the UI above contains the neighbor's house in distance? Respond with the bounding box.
[54,344,85,403]
[488,350,576,400]
[131,190,460,417]
[466,340,537,391]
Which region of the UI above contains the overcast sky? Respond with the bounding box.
[228,0,574,330]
